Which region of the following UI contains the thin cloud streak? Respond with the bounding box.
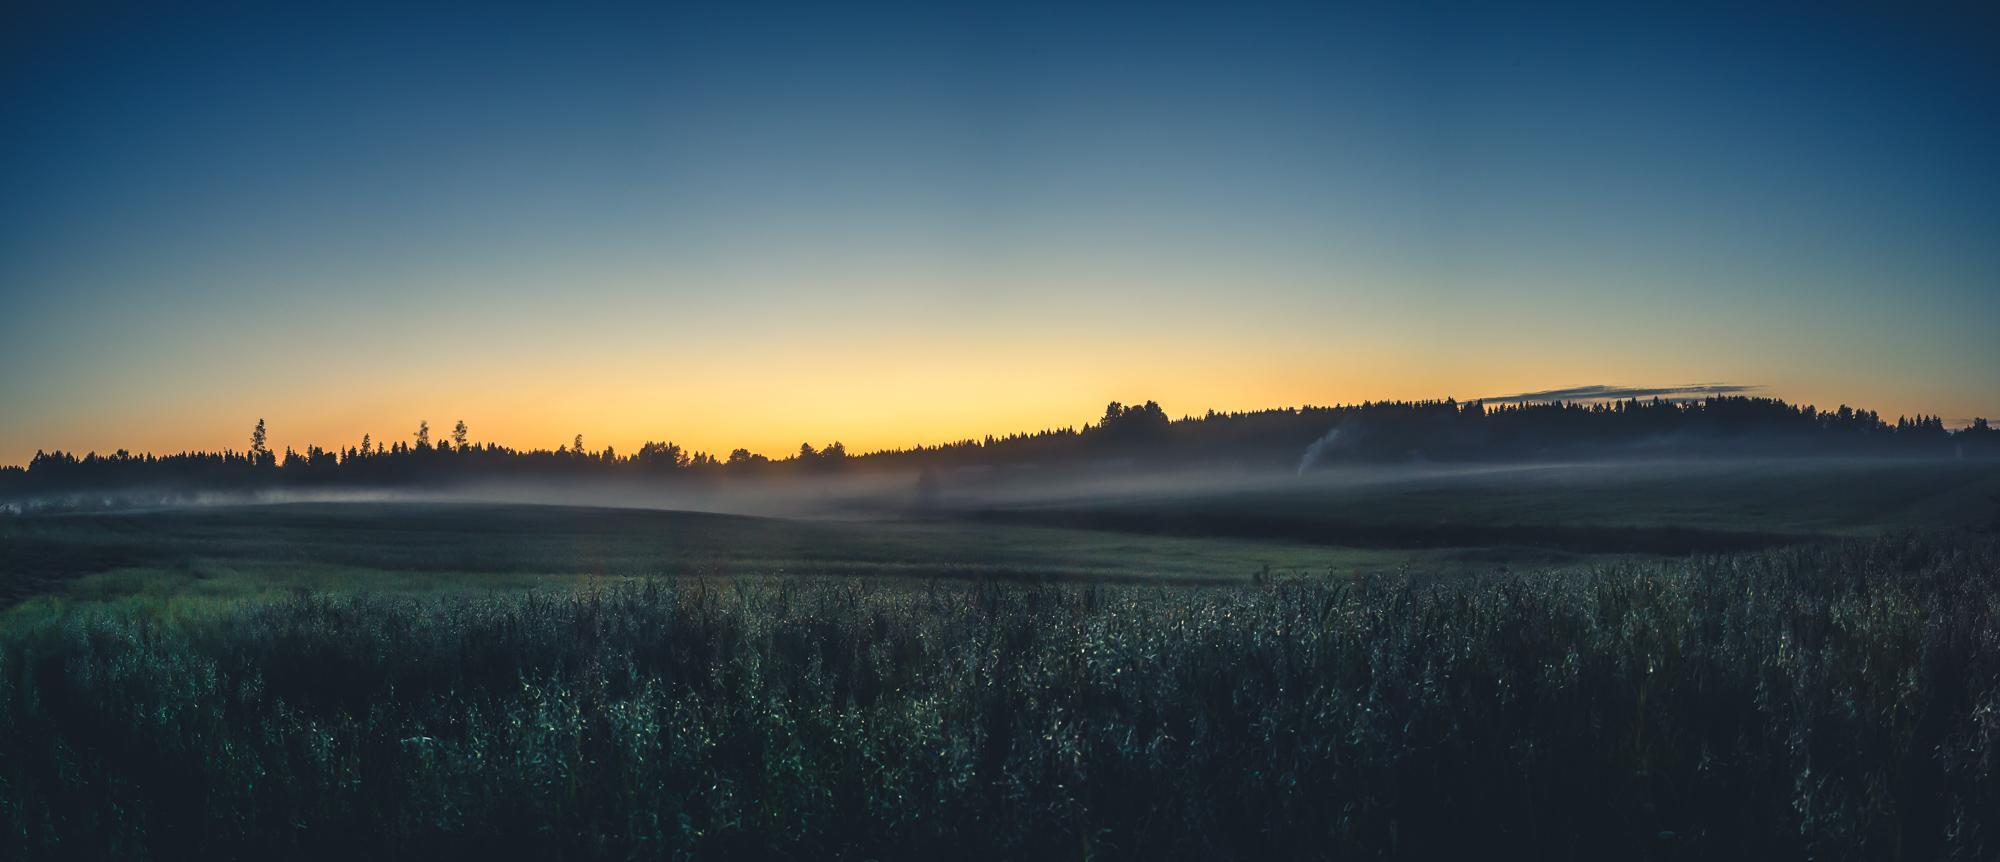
[1476,384,1763,405]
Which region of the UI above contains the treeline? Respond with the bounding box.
[3,397,1996,504]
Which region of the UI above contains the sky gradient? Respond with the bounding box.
[4,2,1997,464]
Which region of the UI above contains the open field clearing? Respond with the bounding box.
[0,503,1418,614]
[6,459,1996,613]
[4,462,1997,858]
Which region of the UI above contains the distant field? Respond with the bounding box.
[0,503,1430,614]
[969,458,2000,553]
[3,458,1995,614]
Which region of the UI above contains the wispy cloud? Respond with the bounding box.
[1476,383,1762,404]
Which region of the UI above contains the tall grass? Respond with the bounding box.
[2,533,1996,860]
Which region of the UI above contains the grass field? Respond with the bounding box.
[3,459,1998,859]
[0,502,1438,618]
[8,459,1996,617]
[2,532,1996,859]
[971,458,2000,553]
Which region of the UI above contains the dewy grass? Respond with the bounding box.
[1,532,1996,860]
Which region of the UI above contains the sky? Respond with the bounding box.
[3,1,1997,464]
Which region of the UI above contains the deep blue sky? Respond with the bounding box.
[3,2,1996,461]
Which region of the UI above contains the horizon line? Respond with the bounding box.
[7,389,1988,471]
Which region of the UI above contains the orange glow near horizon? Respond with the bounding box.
[6,338,1987,468]
[5,245,1986,468]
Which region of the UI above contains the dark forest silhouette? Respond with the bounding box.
[4,396,1996,507]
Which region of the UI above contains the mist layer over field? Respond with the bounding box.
[13,456,1999,529]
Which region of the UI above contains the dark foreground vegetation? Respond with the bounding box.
[3,532,1997,860]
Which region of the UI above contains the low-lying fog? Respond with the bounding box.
[9,456,1991,524]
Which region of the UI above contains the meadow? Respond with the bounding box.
[0,502,1422,612]
[2,460,1998,859]
[972,458,2000,552]
[1,532,1996,859]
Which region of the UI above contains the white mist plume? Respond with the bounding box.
[1297,428,1343,475]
